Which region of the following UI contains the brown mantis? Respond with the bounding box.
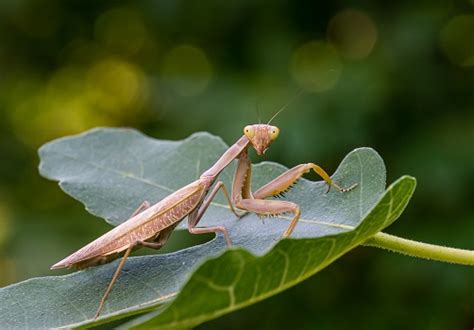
[51,113,357,319]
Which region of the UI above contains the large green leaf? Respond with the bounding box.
[0,128,416,329]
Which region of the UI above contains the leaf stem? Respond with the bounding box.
[364,232,474,266]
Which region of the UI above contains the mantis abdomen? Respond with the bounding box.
[51,180,206,269]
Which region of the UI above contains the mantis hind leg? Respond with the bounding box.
[94,201,162,319]
[94,239,165,319]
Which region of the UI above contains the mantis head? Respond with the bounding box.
[243,88,303,155]
[243,124,280,155]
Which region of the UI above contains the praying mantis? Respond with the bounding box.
[51,110,357,319]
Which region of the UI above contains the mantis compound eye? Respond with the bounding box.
[269,126,280,140]
[244,125,255,139]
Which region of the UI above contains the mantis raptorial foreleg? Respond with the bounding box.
[237,198,301,238]
[254,163,358,198]
[232,151,357,238]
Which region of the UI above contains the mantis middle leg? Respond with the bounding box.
[187,181,238,246]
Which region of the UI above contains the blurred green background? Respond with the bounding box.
[0,1,473,329]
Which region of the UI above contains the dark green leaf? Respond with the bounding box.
[0,128,415,329]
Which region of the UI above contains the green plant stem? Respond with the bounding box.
[364,232,474,265]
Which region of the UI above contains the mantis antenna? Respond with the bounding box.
[267,88,305,124]
[255,100,261,124]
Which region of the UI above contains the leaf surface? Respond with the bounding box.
[0,128,416,329]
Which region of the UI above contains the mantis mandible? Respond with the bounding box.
[51,109,357,319]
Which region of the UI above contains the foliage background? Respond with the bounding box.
[0,1,472,329]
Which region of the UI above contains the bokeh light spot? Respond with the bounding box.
[327,9,378,60]
[440,15,474,67]
[162,45,213,97]
[95,7,148,56]
[86,58,147,113]
[9,59,148,147]
[290,41,342,92]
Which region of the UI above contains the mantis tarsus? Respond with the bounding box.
[51,117,357,319]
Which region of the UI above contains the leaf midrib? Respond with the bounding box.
[47,151,360,233]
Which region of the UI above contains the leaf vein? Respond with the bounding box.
[276,249,290,286]
[48,286,89,320]
[122,270,162,297]
[58,152,175,193]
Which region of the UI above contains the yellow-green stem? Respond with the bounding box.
[364,232,474,266]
